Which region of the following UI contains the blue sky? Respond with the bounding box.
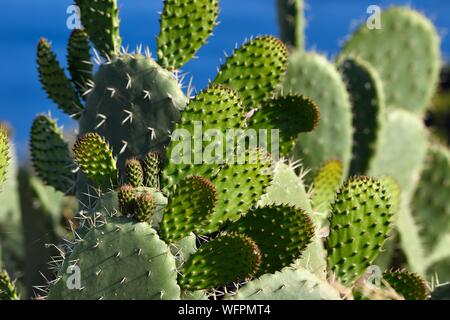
[1,0,449,160]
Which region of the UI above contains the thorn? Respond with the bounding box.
[126,73,132,89]
[122,110,133,125]
[119,140,128,155]
[143,90,152,101]
[107,87,116,98]
[95,114,107,129]
[148,127,156,140]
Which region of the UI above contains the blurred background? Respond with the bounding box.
[1,0,449,161]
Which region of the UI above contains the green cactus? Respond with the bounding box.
[341,7,441,115]
[382,270,430,300]
[337,56,385,175]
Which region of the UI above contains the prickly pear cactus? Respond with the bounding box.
[0,126,9,190]
[341,7,441,115]
[0,271,19,300]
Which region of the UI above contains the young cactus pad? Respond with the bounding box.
[327,177,394,285]
[0,127,10,190]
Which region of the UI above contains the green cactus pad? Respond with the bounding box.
[202,148,273,234]
[73,133,117,189]
[327,177,394,285]
[228,205,315,275]
[412,145,450,250]
[161,176,217,242]
[164,85,246,188]
[285,51,352,177]
[143,152,161,189]
[247,94,320,156]
[0,127,9,191]
[179,233,261,290]
[383,270,430,300]
[37,38,82,117]
[30,115,76,194]
[368,109,428,274]
[213,36,288,110]
[135,192,156,223]
[337,57,384,175]
[157,0,219,70]
[276,0,304,49]
[76,0,121,58]
[125,158,144,187]
[341,7,441,115]
[67,29,93,100]
[78,55,185,176]
[0,271,19,300]
[47,218,180,300]
[311,160,343,215]
[225,266,340,300]
[118,184,135,215]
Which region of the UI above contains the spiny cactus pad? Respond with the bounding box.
[201,149,273,233]
[247,94,320,156]
[341,7,441,114]
[135,192,157,223]
[338,56,384,175]
[225,266,340,300]
[311,160,343,216]
[213,36,288,110]
[412,145,450,250]
[30,115,76,194]
[285,51,352,177]
[0,127,9,191]
[143,152,162,189]
[157,0,219,70]
[76,0,121,58]
[125,158,144,188]
[78,55,186,174]
[47,218,180,300]
[160,176,218,242]
[179,233,261,290]
[0,271,19,300]
[228,205,315,275]
[327,177,394,285]
[37,38,82,117]
[164,85,245,188]
[73,133,117,189]
[383,270,430,300]
[67,29,93,100]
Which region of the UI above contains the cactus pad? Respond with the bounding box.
[179,233,261,290]
[143,152,162,189]
[383,270,430,300]
[341,7,441,114]
[338,56,384,175]
[225,266,340,300]
[228,205,315,275]
[73,133,117,189]
[160,176,217,242]
[157,0,219,70]
[78,55,186,174]
[213,36,288,110]
[125,158,144,188]
[30,115,76,194]
[67,29,93,100]
[247,94,320,156]
[47,218,180,300]
[37,38,82,117]
[76,0,121,58]
[164,85,245,188]
[327,177,394,285]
